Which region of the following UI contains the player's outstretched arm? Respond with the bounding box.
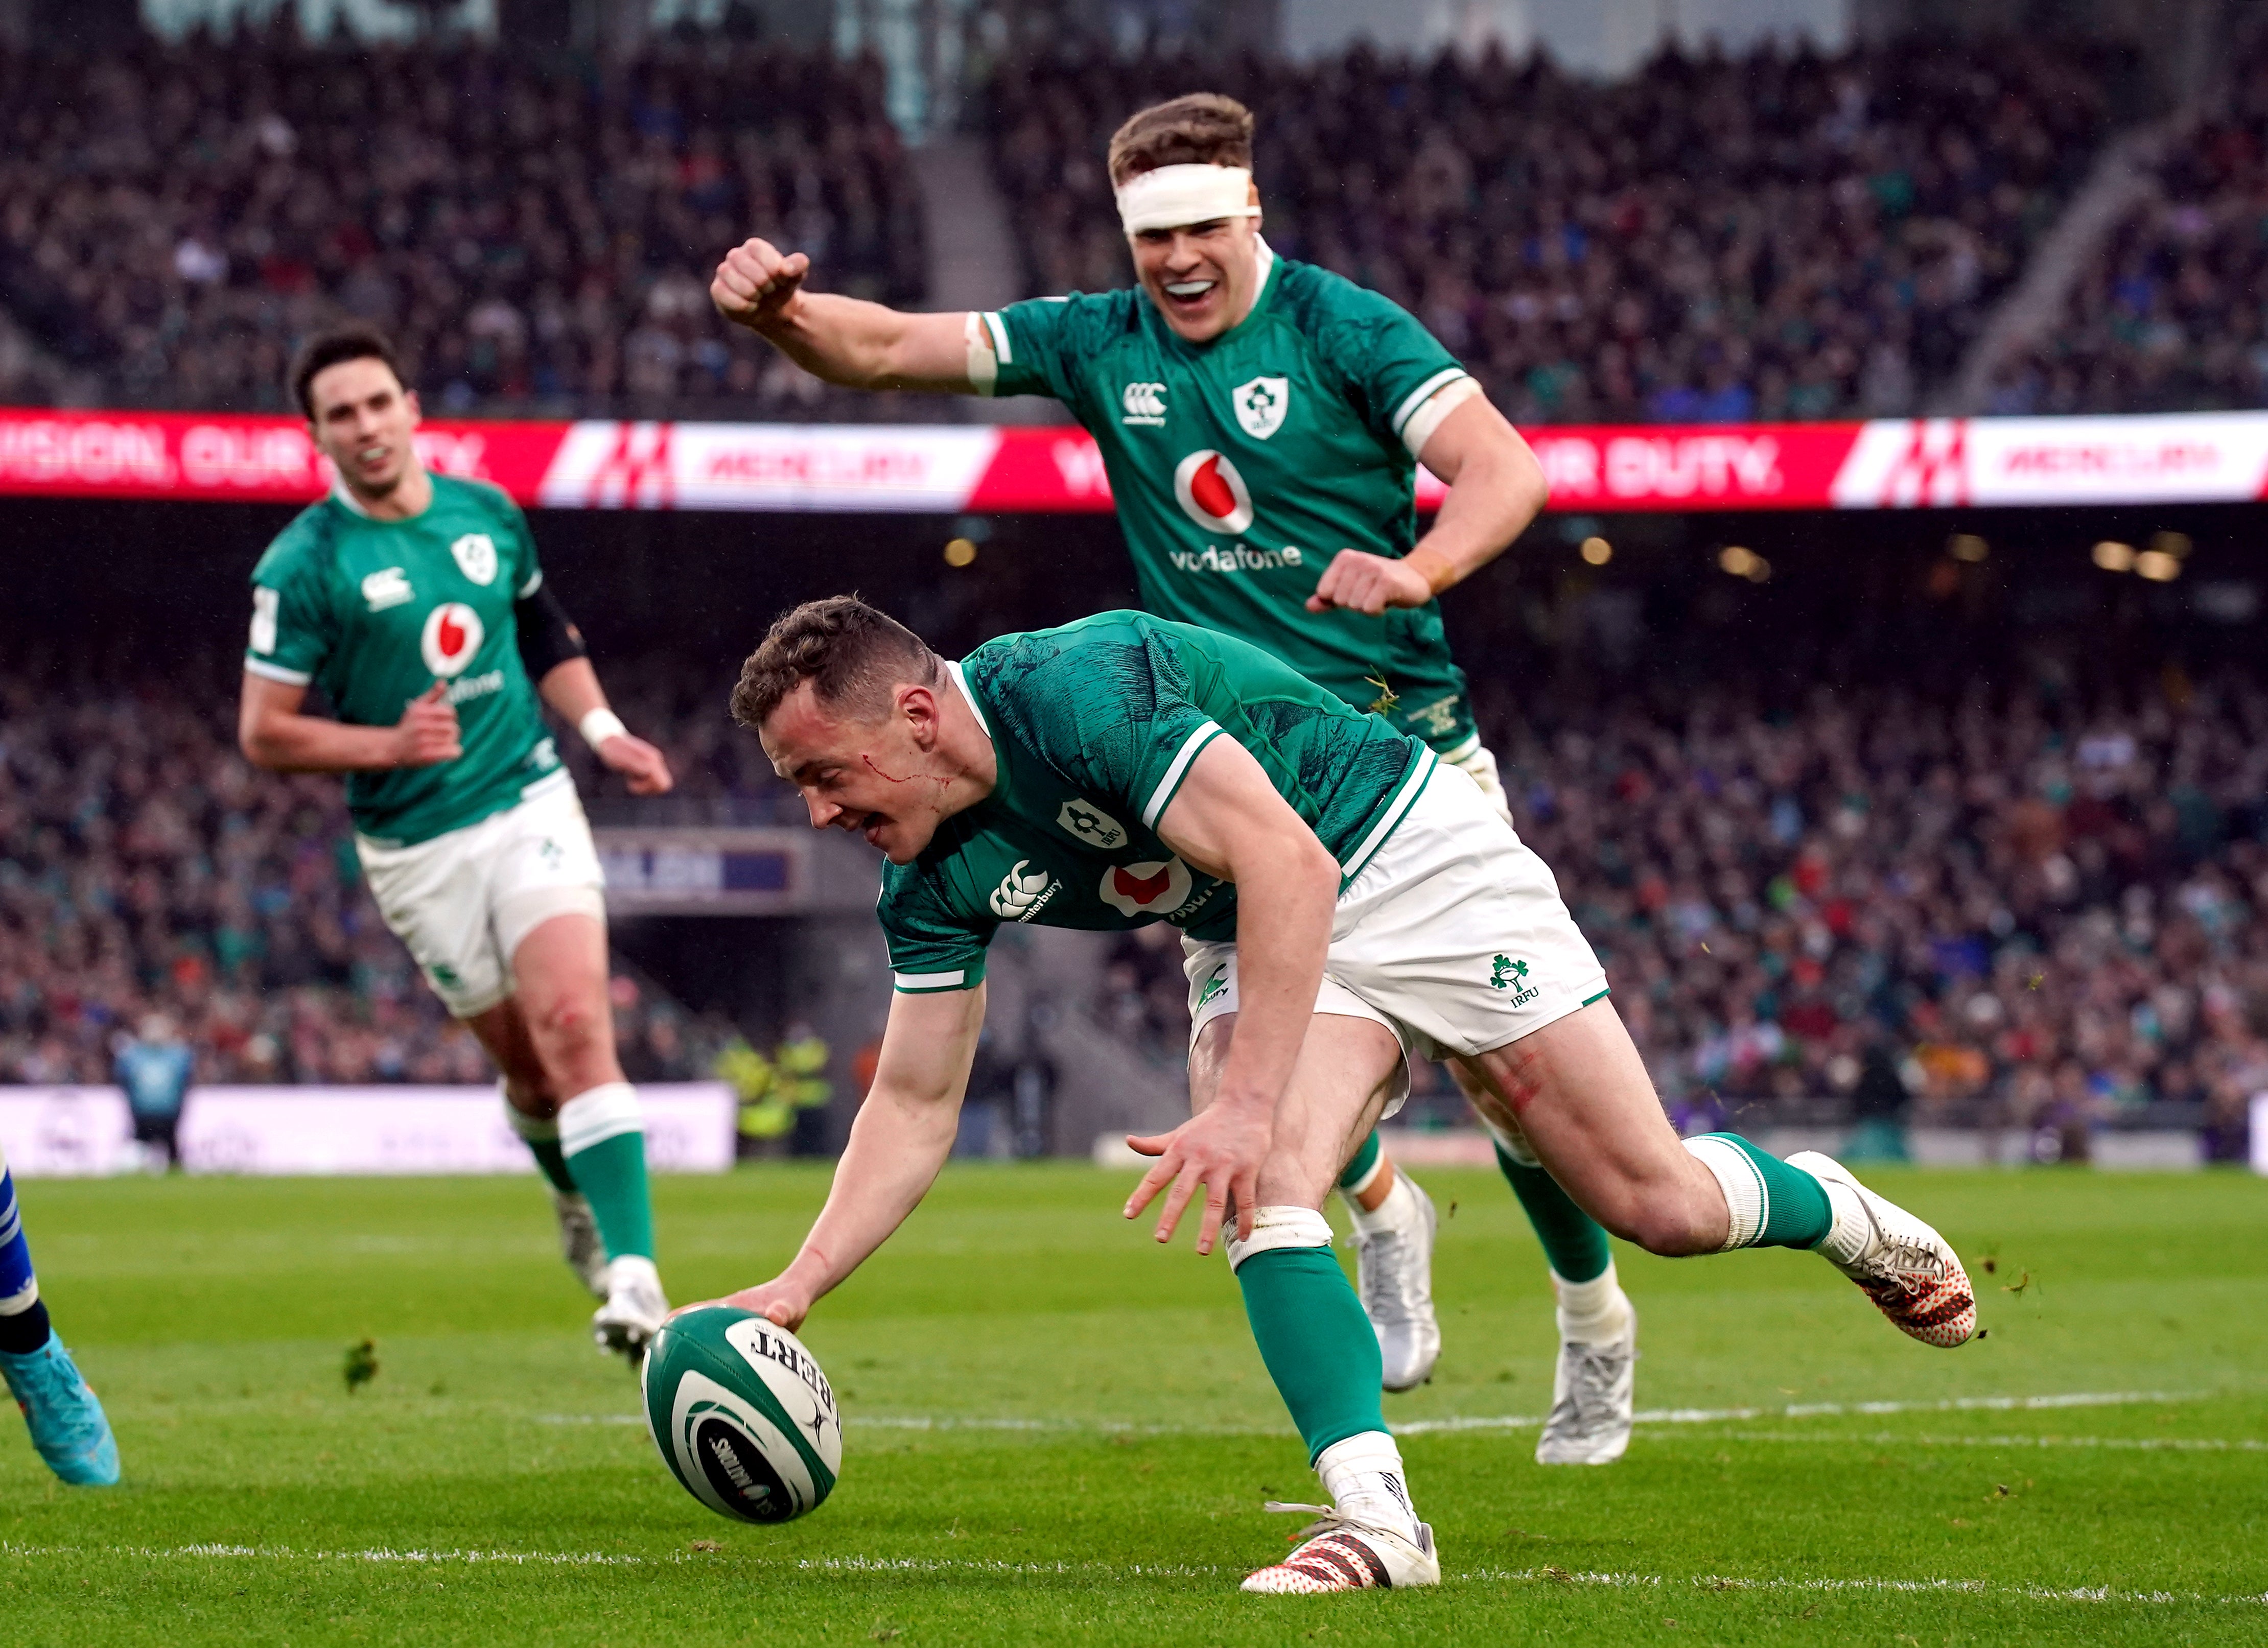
[710,236,981,393]
[1307,391,1550,615]
[712,986,987,1331]
[1126,739,1339,1254]
[532,656,673,796]
[238,672,461,773]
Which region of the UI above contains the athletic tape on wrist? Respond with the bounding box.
[1683,1136,1766,1251]
[1404,547,1459,596]
[964,311,998,395]
[577,707,628,750]
[559,1081,642,1156]
[1224,1205,1334,1274]
[1115,164,1262,234]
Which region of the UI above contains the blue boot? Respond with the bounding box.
[0,1337,119,1486]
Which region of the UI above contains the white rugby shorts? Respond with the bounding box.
[357,775,606,1018]
[1182,758,1607,1116]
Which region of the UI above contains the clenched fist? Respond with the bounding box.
[712,237,811,332]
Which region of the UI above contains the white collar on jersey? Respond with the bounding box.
[330,479,372,516]
[944,660,991,737]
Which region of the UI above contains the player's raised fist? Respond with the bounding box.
[392,680,462,768]
[1306,548,1436,616]
[712,237,811,331]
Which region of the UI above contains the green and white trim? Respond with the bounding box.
[1139,720,1226,829]
[1337,747,1437,887]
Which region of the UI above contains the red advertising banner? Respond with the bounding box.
[3,408,2261,513]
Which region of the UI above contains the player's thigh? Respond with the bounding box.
[358,822,510,1017]
[1190,1009,1402,1209]
[508,913,614,1052]
[495,787,611,1032]
[1459,1000,1721,1251]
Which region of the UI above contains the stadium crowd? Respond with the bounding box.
[987,37,2125,423]
[1988,37,2268,414]
[4,642,2263,1158]
[0,28,924,417]
[1098,668,2268,1160]
[0,663,728,1088]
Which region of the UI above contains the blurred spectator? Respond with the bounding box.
[113,1011,193,1170]
[986,36,2122,421]
[0,27,924,417]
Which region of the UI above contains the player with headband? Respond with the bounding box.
[709,93,1643,1465]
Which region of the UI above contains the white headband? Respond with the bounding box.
[1115,164,1261,234]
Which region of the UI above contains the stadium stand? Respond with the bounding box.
[0,28,924,417]
[986,37,2128,421]
[0,661,735,1087]
[1986,31,2268,413]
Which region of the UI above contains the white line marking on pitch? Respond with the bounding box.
[537,1387,2239,1437]
[3,1542,2259,1605]
[1723,1430,2266,1453]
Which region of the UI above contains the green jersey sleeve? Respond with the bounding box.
[879,862,995,994]
[1310,275,1472,457]
[975,622,1227,834]
[245,533,338,688]
[981,292,1132,419]
[498,492,544,599]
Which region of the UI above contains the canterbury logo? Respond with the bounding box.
[1121,382,1167,425]
[988,859,1056,921]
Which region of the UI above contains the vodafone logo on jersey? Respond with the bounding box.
[420,602,485,678]
[1173,449,1254,536]
[1098,857,1194,919]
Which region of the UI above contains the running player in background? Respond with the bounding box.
[710,95,1641,1460]
[0,1146,117,1485]
[237,326,676,1362]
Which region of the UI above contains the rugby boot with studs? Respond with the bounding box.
[1789,1152,1976,1346]
[1351,1172,1441,1392]
[1242,1503,1440,1595]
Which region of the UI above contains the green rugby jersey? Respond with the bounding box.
[981,244,1481,752]
[244,474,564,847]
[881,611,1436,994]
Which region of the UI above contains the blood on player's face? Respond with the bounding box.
[761,679,948,865]
[1131,214,1262,344]
[307,357,422,502]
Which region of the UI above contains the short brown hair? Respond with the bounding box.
[730,596,941,731]
[290,325,405,419]
[1106,93,1254,186]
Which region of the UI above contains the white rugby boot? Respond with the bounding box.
[1350,1172,1441,1392]
[1536,1303,1637,1465]
[591,1255,669,1362]
[553,1191,609,1298]
[1787,1152,1976,1347]
[1243,1504,1440,1594]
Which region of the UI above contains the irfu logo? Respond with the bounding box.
[1490,955,1528,991]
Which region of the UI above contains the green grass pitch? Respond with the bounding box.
[5,1163,2264,1644]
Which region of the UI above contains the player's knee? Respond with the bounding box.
[524,990,604,1062]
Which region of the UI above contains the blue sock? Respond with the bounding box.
[0,1162,50,1354]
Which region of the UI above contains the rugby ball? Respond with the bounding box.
[641,1306,842,1523]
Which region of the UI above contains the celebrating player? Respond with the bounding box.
[710,93,1641,1458]
[237,326,676,1361]
[703,597,1975,1595]
[0,1145,118,1485]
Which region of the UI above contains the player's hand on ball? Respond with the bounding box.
[596,731,674,796]
[392,681,462,767]
[1306,549,1435,615]
[1123,1096,1271,1256]
[712,237,810,331]
[725,1278,814,1333]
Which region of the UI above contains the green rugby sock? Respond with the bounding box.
[560,1084,657,1262]
[1234,1218,1385,1463]
[503,1096,579,1196]
[1683,1133,1832,1250]
[1337,1129,1383,1194]
[1493,1143,1612,1285]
